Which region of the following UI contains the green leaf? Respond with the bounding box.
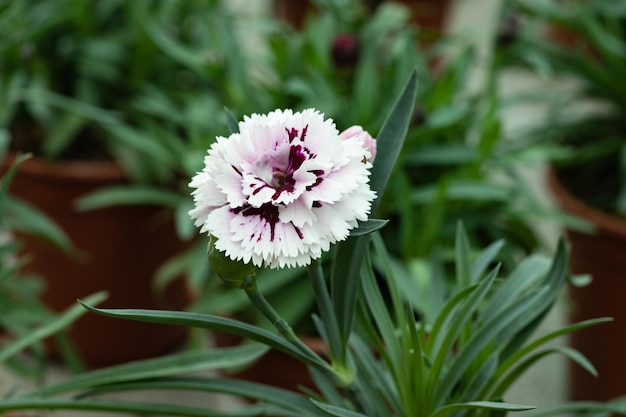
[140,18,206,74]
[426,102,473,129]
[225,108,240,134]
[77,377,322,416]
[426,268,499,406]
[434,266,534,406]
[491,347,597,399]
[42,111,86,159]
[31,343,268,398]
[494,317,611,386]
[411,181,511,203]
[455,222,472,288]
[498,239,570,359]
[311,399,369,417]
[404,145,478,166]
[78,303,323,367]
[360,252,402,371]
[306,261,343,368]
[330,236,369,352]
[0,153,31,226]
[350,336,403,416]
[5,196,73,253]
[75,186,186,211]
[330,68,417,356]
[349,219,389,236]
[20,88,119,125]
[102,124,176,167]
[470,239,505,283]
[370,68,418,213]
[481,255,551,319]
[522,401,626,417]
[429,401,534,417]
[0,398,267,417]
[174,199,196,240]
[0,292,107,363]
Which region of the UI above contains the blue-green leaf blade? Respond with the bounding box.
[31,343,268,397]
[78,304,324,367]
[370,68,418,213]
[311,399,369,417]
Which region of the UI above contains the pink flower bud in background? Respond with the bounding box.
[340,125,377,162]
[331,34,360,69]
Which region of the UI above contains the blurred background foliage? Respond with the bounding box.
[0,0,557,330]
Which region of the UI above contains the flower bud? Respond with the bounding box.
[331,34,360,69]
[208,237,256,289]
[496,13,520,47]
[339,125,377,162]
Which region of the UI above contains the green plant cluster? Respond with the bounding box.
[0,77,621,416]
[497,0,626,214]
[4,2,620,414]
[262,1,544,263]
[1,0,546,255]
[161,0,552,330]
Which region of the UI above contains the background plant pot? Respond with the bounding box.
[547,168,626,402]
[2,153,192,368]
[274,0,451,34]
[213,327,327,392]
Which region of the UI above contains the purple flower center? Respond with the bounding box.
[268,143,307,200]
[231,125,324,242]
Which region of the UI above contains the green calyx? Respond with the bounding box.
[207,236,256,289]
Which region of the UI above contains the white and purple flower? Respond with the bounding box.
[189,108,377,269]
[339,125,377,162]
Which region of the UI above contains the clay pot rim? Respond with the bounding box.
[2,152,126,184]
[546,166,626,238]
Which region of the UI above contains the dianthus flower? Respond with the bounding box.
[339,125,377,162]
[189,109,376,269]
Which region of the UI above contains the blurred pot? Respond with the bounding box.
[2,152,192,368]
[274,0,451,36]
[547,167,626,402]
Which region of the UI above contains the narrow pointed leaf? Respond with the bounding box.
[78,303,324,367]
[0,398,265,417]
[0,292,107,363]
[349,219,389,236]
[311,399,369,417]
[77,377,321,416]
[331,68,417,353]
[5,197,73,252]
[370,68,418,212]
[523,401,626,417]
[76,186,186,211]
[495,317,611,380]
[225,108,240,134]
[429,401,534,417]
[492,347,598,399]
[31,343,268,397]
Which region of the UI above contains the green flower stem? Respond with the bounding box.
[240,275,332,373]
[307,260,351,377]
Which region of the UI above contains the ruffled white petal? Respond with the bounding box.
[189,108,376,269]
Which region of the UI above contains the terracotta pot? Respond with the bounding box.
[274,0,451,35]
[547,168,626,402]
[2,153,192,368]
[396,0,451,34]
[212,327,328,392]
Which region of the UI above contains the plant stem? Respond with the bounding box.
[240,275,331,372]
